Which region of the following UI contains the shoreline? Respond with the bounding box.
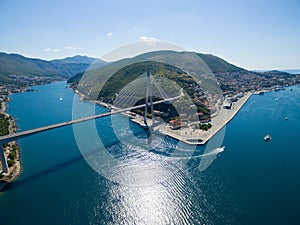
[130,92,253,145]
[0,99,22,189]
[77,88,253,145]
[0,81,65,191]
[72,83,300,146]
[0,81,296,192]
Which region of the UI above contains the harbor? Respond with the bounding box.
[129,92,252,145]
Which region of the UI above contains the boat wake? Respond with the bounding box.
[196,146,225,158]
[168,146,225,159]
[197,146,225,171]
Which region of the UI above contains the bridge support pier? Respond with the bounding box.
[0,145,9,173]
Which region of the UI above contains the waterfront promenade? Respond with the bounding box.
[140,93,253,145]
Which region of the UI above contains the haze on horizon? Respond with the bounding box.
[0,0,299,70]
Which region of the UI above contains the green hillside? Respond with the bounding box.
[196,53,245,73]
[68,50,225,100]
[97,61,191,103]
[0,52,105,79]
[0,52,62,77]
[68,50,228,121]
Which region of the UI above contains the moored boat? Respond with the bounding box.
[264,134,271,141]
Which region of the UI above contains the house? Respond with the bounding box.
[223,101,232,109]
[169,120,184,130]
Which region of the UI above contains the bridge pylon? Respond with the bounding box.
[143,69,155,129]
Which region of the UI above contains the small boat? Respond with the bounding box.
[219,146,225,152]
[285,116,288,120]
[264,134,271,141]
[59,97,63,101]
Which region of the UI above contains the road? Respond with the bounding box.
[0,95,181,145]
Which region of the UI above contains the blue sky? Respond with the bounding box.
[0,0,299,69]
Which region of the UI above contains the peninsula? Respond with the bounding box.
[68,50,300,145]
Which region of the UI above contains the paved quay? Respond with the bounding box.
[132,93,252,145]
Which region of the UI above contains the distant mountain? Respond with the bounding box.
[277,69,300,75]
[252,70,298,79]
[261,70,291,76]
[51,55,105,65]
[0,52,106,81]
[253,69,300,75]
[0,52,61,78]
[51,55,106,78]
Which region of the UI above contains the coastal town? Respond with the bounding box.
[215,70,299,96]
[150,70,300,145]
[85,69,300,146]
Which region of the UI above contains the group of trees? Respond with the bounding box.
[0,115,18,168]
[8,143,18,166]
[193,123,212,131]
[0,114,9,136]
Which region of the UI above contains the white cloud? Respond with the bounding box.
[106,32,113,37]
[44,48,60,52]
[64,46,82,50]
[139,36,158,45]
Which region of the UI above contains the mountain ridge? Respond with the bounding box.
[67,50,248,101]
[51,55,106,65]
[0,52,105,80]
[67,50,299,104]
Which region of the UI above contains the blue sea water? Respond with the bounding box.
[0,81,300,225]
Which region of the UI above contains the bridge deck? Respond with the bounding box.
[0,96,180,144]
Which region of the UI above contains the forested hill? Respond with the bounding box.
[0,52,106,81]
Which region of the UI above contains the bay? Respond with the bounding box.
[0,81,299,225]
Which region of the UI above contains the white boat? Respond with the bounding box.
[264,134,271,141]
[215,146,225,153]
[59,97,63,101]
[285,116,288,120]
